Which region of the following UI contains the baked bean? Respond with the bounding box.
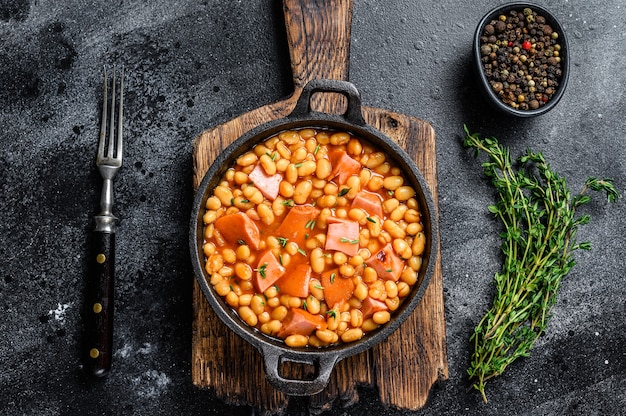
[362,318,379,332]
[222,248,236,264]
[209,272,223,287]
[310,248,325,274]
[406,222,423,236]
[286,163,298,183]
[291,147,307,163]
[367,175,384,191]
[335,207,348,218]
[390,204,408,222]
[276,141,291,159]
[346,176,361,199]
[330,131,350,145]
[279,181,294,198]
[374,162,391,176]
[397,281,411,297]
[258,311,271,324]
[214,280,231,297]
[285,334,309,348]
[383,198,400,214]
[333,252,347,266]
[373,311,391,325]
[385,281,398,298]
[279,130,300,145]
[395,186,415,201]
[203,242,216,257]
[368,217,382,237]
[237,152,258,167]
[354,283,368,300]
[257,203,274,226]
[363,266,378,283]
[240,280,253,292]
[251,294,266,315]
[235,262,253,280]
[297,160,317,177]
[261,320,282,335]
[347,208,365,224]
[316,329,339,344]
[383,175,404,191]
[305,296,321,315]
[299,128,316,139]
[358,169,372,187]
[408,255,422,271]
[350,309,364,328]
[214,185,233,207]
[341,328,363,343]
[311,189,323,200]
[205,196,221,210]
[317,194,337,208]
[365,152,385,169]
[316,131,330,144]
[226,291,239,308]
[254,144,270,157]
[316,158,332,179]
[259,153,277,175]
[233,196,254,211]
[346,138,362,155]
[384,220,406,239]
[293,180,312,204]
[236,244,251,260]
[412,232,426,256]
[276,158,289,172]
[339,264,355,277]
[243,186,264,205]
[239,307,259,327]
[400,268,418,285]
[271,305,288,321]
[348,296,362,309]
[326,310,339,331]
[393,238,412,259]
[272,197,287,217]
[385,296,401,311]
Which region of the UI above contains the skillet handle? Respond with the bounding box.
[289,78,366,126]
[261,347,340,396]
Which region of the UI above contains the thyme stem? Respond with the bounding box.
[463,126,619,403]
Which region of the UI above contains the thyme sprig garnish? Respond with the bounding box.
[463,126,619,403]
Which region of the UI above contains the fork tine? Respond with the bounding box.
[108,66,117,159]
[98,66,108,158]
[116,67,124,160]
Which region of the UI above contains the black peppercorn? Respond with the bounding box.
[479,7,563,111]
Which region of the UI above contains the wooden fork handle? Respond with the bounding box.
[84,230,115,377]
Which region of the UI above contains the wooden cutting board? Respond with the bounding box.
[191,0,448,413]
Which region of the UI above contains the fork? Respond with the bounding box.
[84,66,124,377]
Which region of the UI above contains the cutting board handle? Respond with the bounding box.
[283,0,353,91]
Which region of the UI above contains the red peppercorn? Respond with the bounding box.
[508,41,513,47]
[522,41,532,50]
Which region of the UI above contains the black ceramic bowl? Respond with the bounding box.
[190,79,438,396]
[473,2,569,117]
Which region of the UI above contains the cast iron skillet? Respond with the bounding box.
[190,79,438,396]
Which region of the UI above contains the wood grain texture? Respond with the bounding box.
[191,0,447,413]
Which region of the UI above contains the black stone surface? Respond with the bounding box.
[1,1,624,415]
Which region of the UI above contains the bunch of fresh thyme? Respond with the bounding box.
[463,126,619,403]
